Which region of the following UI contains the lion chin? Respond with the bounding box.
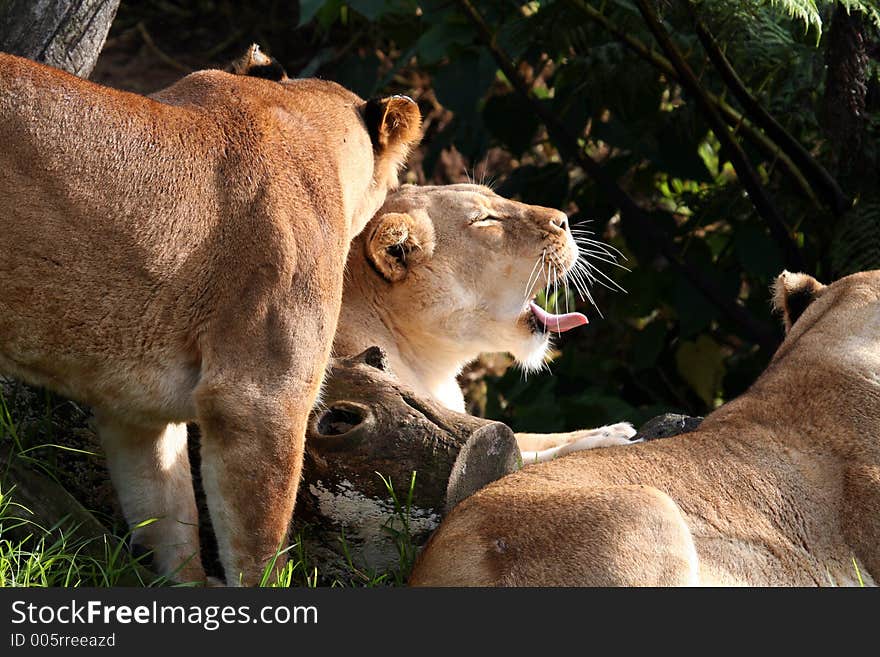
[511,316,553,373]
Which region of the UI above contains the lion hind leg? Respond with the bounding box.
[411,484,699,587]
[95,413,204,583]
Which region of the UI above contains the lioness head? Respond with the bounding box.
[229,44,422,236]
[347,184,617,372]
[771,269,880,369]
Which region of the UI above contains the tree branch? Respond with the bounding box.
[687,5,849,216]
[635,0,805,272]
[565,0,822,211]
[456,0,778,352]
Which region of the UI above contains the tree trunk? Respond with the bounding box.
[823,2,869,176]
[295,347,519,580]
[0,0,120,77]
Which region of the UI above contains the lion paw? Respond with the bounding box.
[588,422,638,447]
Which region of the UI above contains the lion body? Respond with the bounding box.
[410,271,880,586]
[0,53,420,584]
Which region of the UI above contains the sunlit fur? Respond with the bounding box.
[411,270,880,586]
[0,51,421,585]
[336,184,634,460]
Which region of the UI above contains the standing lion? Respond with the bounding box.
[0,46,421,585]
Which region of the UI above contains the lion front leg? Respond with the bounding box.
[95,413,205,583]
[516,422,637,464]
[195,384,310,586]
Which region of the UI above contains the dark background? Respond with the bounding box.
[82,0,880,431]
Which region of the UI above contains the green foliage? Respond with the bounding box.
[831,200,880,275]
[6,0,878,586]
[707,0,880,34]
[0,486,158,587]
[279,0,879,428]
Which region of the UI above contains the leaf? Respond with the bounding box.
[348,0,389,21]
[432,49,493,117]
[496,15,534,61]
[416,20,474,65]
[838,0,880,29]
[767,0,821,32]
[333,51,381,98]
[653,109,714,183]
[316,0,346,29]
[830,198,880,276]
[675,335,726,407]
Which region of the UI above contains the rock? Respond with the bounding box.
[634,413,704,442]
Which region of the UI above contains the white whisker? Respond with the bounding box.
[563,264,570,315]
[581,261,627,293]
[523,252,544,303]
[544,258,552,334]
[553,267,559,322]
[579,253,631,271]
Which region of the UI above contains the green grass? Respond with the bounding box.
[0,485,159,587]
[257,471,420,588]
[1,381,420,588]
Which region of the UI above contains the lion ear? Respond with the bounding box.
[366,212,434,283]
[772,270,826,333]
[226,43,288,81]
[362,95,422,153]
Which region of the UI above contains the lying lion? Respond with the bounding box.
[333,183,635,461]
[0,46,420,585]
[410,270,880,586]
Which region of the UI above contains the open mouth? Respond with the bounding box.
[525,300,588,334]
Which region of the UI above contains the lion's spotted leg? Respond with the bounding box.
[516,422,636,464]
[195,387,308,586]
[95,413,204,583]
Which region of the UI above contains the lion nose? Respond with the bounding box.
[549,213,568,232]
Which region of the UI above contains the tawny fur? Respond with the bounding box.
[410,270,880,586]
[0,52,420,585]
[333,184,634,461]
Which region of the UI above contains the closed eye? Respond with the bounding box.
[470,216,502,228]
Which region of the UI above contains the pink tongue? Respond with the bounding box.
[529,301,588,333]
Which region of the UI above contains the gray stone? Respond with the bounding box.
[634,413,704,442]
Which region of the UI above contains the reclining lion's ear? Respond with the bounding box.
[772,270,826,333]
[362,95,422,153]
[226,43,288,81]
[366,211,434,282]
